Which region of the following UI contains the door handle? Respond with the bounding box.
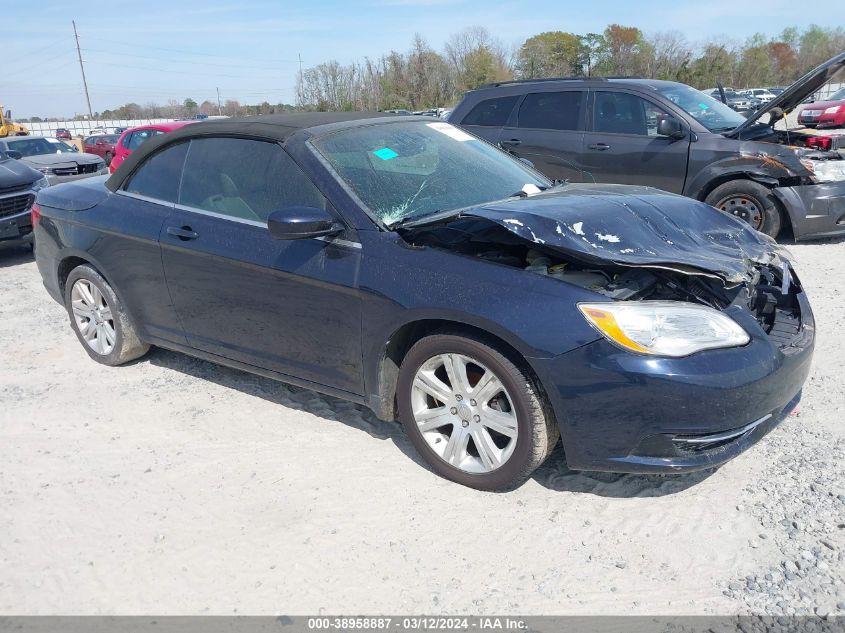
[167,226,199,241]
[587,143,611,151]
[500,139,522,147]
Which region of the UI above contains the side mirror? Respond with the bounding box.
[657,117,687,140]
[267,206,342,240]
[4,150,22,160]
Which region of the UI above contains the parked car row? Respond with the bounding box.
[54,126,127,140]
[0,121,194,243]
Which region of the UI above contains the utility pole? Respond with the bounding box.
[72,20,94,121]
[297,53,304,107]
[216,87,222,115]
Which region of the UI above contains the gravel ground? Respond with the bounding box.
[0,236,843,616]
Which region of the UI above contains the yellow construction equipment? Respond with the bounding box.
[0,105,29,137]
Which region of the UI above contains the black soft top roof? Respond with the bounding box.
[105,111,393,192]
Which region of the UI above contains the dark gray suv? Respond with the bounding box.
[449,53,845,240]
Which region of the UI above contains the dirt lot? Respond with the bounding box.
[0,237,843,616]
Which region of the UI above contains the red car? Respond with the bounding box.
[55,128,71,140]
[83,134,120,166]
[798,87,845,129]
[109,121,195,173]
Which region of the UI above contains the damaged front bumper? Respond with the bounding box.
[774,180,845,240]
[530,289,814,474]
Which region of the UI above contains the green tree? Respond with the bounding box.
[183,97,198,114]
[515,31,583,79]
[597,24,651,76]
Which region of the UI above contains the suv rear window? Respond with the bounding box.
[517,91,583,131]
[460,96,518,127]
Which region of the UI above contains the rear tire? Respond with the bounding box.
[104,152,113,166]
[397,333,558,491]
[705,180,782,238]
[64,265,149,366]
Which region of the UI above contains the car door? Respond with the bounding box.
[108,141,191,345]
[83,136,98,156]
[497,89,590,182]
[159,136,364,395]
[580,89,691,193]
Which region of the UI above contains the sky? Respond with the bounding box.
[5,0,822,119]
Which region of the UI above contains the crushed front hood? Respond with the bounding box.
[463,184,782,284]
[729,51,845,137]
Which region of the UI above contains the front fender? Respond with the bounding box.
[684,148,805,200]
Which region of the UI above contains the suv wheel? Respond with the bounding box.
[397,333,558,491]
[64,264,149,366]
[705,180,782,238]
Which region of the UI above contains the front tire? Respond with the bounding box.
[397,333,558,491]
[64,265,149,366]
[705,180,782,238]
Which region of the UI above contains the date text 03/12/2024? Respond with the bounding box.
[306,617,528,630]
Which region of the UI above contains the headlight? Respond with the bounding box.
[824,105,841,114]
[578,301,750,357]
[801,158,845,183]
[32,176,50,191]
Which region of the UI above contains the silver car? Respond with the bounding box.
[0,136,107,185]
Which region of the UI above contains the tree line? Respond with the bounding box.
[295,23,845,111]
[19,22,844,122]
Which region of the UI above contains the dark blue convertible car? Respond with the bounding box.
[33,113,814,490]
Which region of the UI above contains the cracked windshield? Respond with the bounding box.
[312,120,549,225]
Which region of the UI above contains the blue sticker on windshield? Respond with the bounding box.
[373,147,398,160]
[698,103,709,109]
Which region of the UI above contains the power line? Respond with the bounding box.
[79,35,302,63]
[81,47,301,72]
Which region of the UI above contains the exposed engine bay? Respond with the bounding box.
[400,217,803,342]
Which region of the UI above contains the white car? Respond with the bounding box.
[743,88,777,103]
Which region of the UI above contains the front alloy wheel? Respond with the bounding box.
[398,333,559,491]
[411,353,518,473]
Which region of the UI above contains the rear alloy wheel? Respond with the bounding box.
[397,333,558,491]
[64,264,149,366]
[705,180,782,238]
[71,279,116,355]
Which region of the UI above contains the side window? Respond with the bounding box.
[461,96,518,127]
[594,91,669,136]
[124,142,189,203]
[120,132,132,148]
[517,91,584,131]
[127,129,157,150]
[179,137,327,223]
[84,136,95,146]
